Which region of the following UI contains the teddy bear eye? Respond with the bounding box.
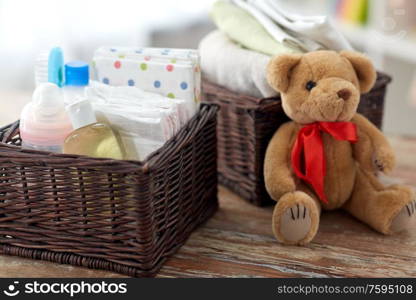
[305,81,316,91]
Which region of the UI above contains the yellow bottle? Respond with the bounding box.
[64,98,123,159]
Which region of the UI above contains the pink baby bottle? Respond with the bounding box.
[20,83,73,153]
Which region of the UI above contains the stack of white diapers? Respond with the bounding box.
[86,81,188,161]
[90,46,201,161]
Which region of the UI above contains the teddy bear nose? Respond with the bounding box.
[337,89,351,101]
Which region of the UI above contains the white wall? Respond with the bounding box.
[0,0,213,90]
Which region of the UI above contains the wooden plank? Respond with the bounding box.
[157,187,416,278]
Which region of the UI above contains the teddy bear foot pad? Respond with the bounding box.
[272,191,320,245]
[391,200,416,233]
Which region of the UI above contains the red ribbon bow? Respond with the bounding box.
[291,122,358,204]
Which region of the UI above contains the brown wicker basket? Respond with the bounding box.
[202,72,391,206]
[0,104,218,277]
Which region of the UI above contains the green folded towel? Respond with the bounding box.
[210,0,302,56]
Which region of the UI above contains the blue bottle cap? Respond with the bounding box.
[65,61,89,86]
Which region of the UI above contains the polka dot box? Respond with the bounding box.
[92,47,201,117]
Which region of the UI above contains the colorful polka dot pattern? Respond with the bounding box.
[140,63,147,71]
[97,47,201,107]
[109,56,190,99]
[166,64,174,72]
[180,82,188,90]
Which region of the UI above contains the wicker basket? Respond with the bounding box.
[0,104,218,277]
[202,73,391,206]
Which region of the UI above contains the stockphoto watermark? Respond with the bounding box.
[373,6,408,44]
[2,280,127,297]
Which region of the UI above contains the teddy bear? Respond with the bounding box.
[264,50,416,245]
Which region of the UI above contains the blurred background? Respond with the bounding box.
[0,0,415,136]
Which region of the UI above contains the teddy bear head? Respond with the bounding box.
[267,50,376,124]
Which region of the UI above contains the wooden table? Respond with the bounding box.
[0,136,415,278]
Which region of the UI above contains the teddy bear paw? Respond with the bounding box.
[390,200,416,233]
[373,149,395,174]
[272,192,320,245]
[279,204,311,243]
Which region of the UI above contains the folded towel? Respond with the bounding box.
[92,47,201,118]
[199,31,277,98]
[210,0,302,56]
[248,0,352,51]
[231,0,324,52]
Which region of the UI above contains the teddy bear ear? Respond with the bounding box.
[340,50,377,93]
[267,54,302,93]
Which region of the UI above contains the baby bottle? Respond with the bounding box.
[20,83,73,153]
[63,98,124,160]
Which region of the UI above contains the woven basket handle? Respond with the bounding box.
[0,121,20,143]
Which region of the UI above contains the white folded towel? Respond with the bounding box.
[246,0,353,51]
[199,30,277,98]
[232,0,324,52]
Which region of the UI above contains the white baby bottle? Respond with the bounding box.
[20,83,73,153]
